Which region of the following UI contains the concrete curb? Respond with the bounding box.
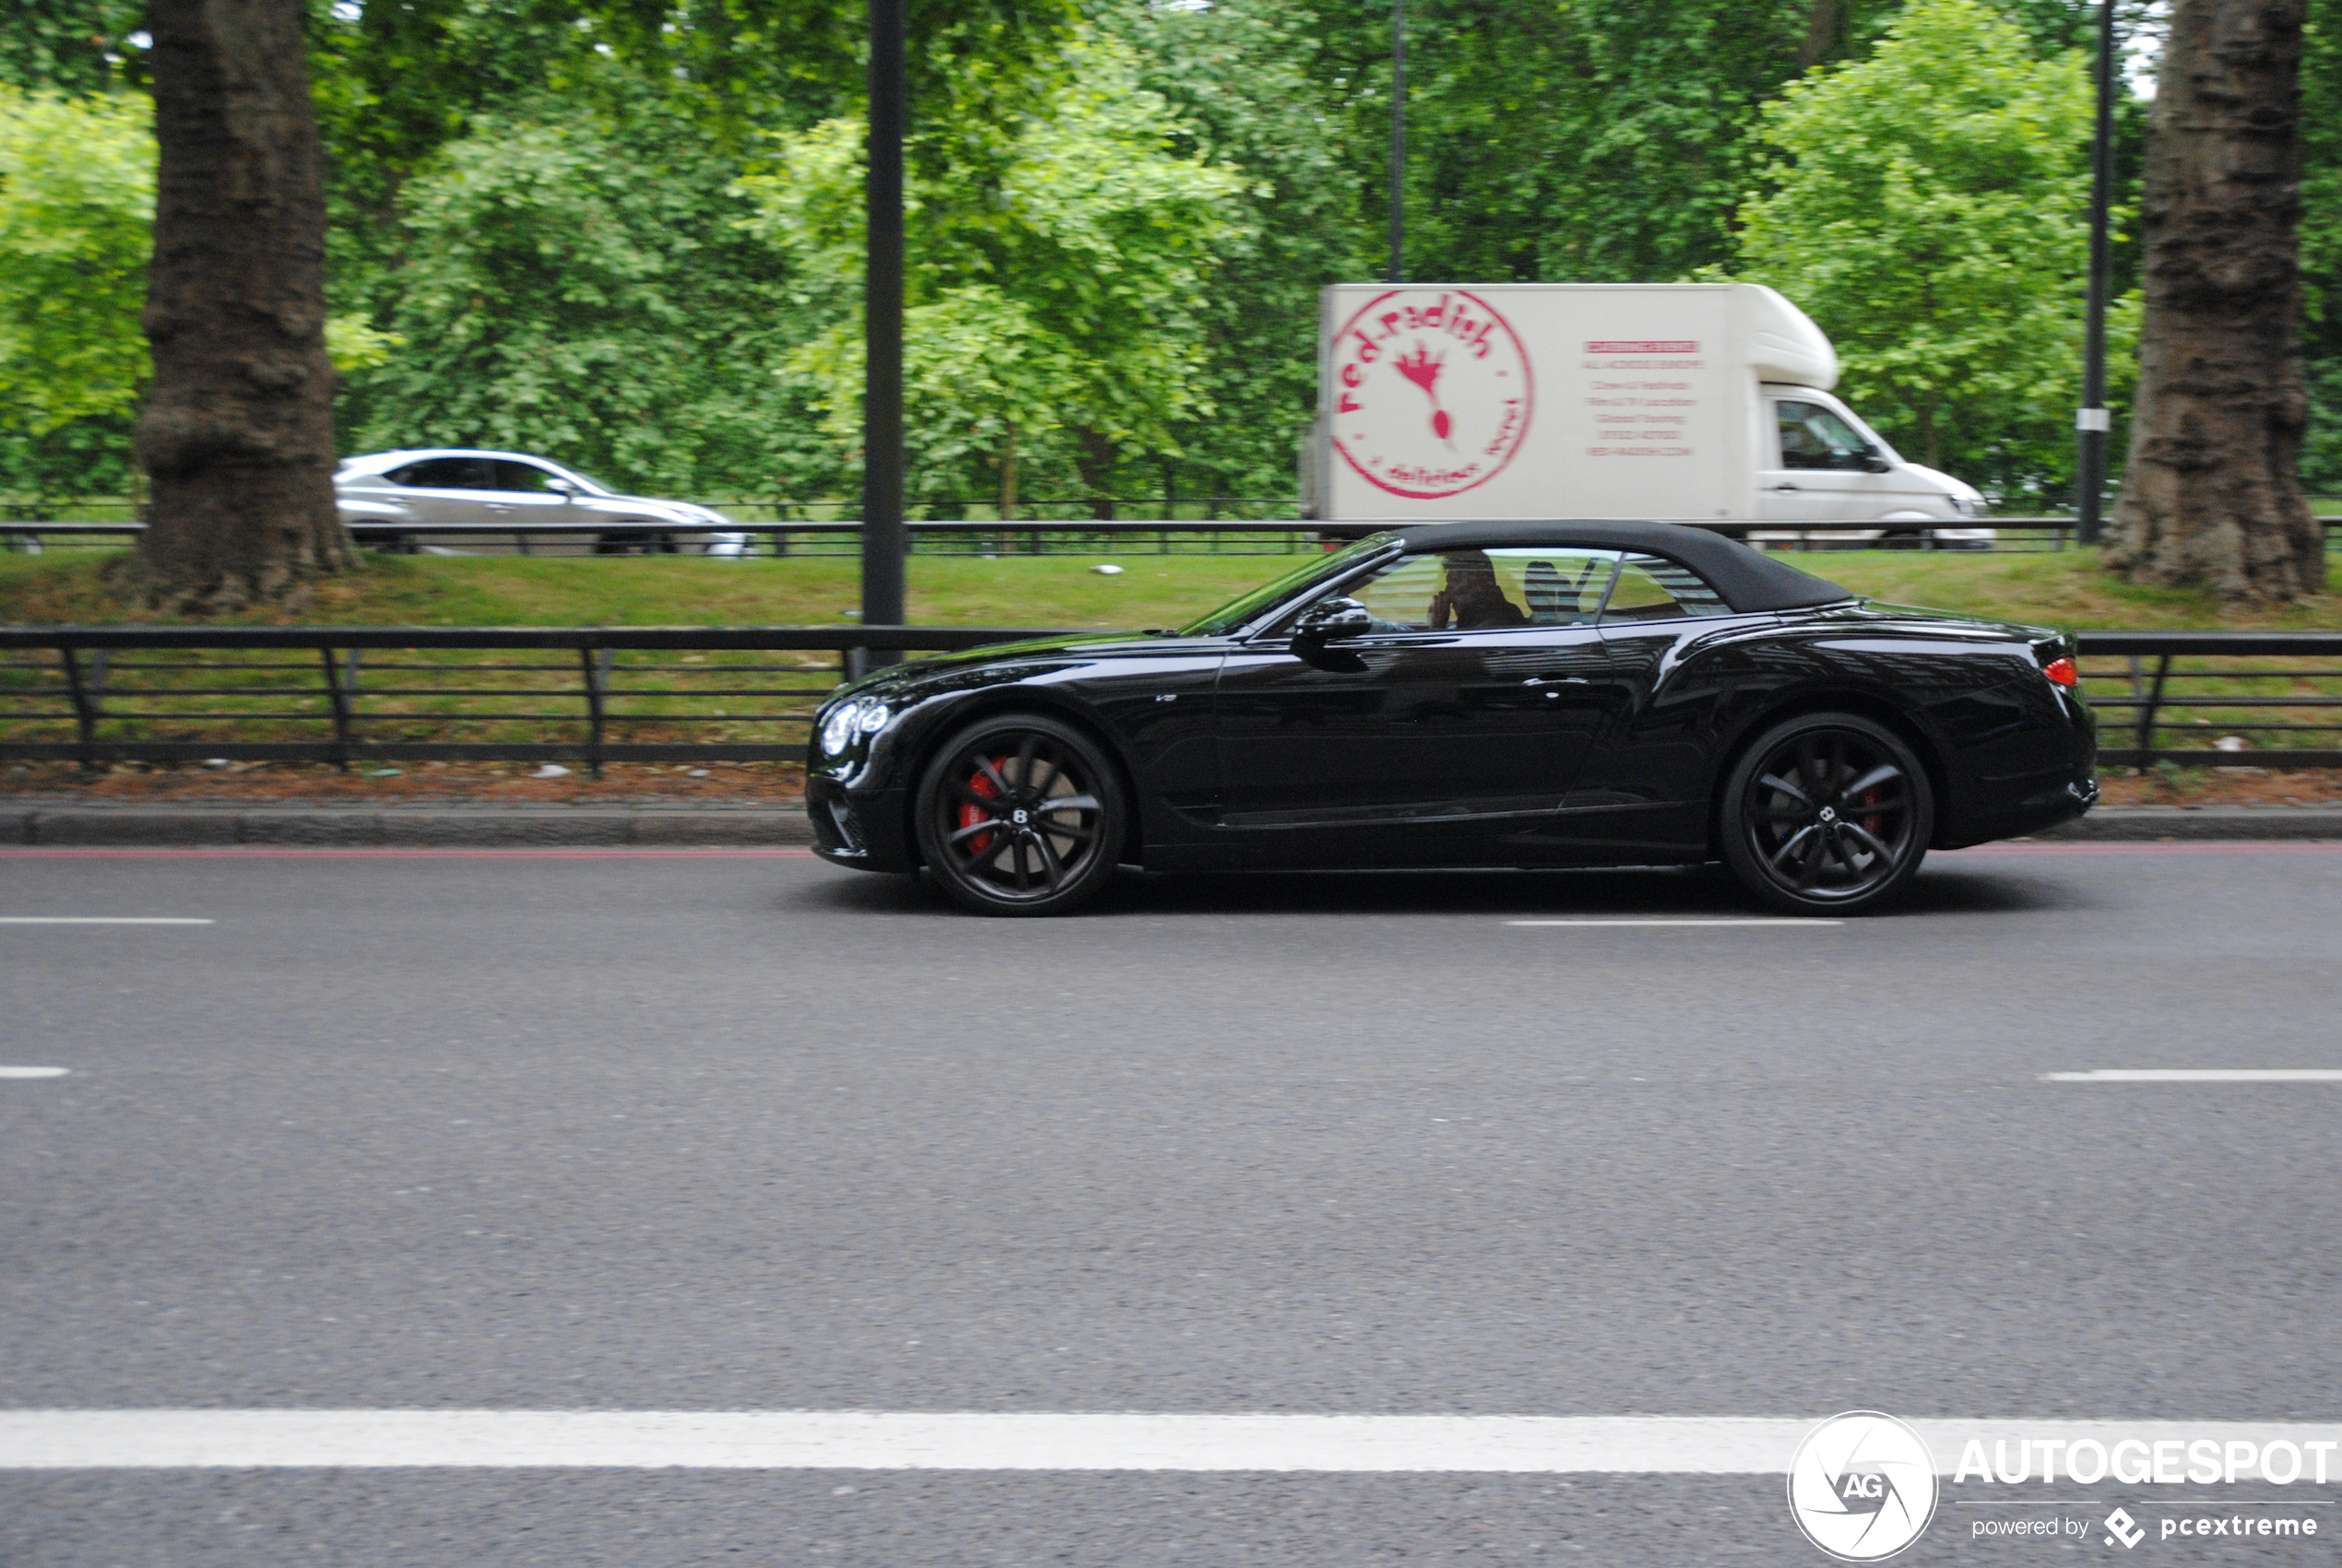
[6,800,2341,847]
[6,804,816,847]
[2034,806,2342,842]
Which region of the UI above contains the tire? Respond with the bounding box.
[591,524,671,555]
[1719,712,1934,915]
[913,713,1127,916]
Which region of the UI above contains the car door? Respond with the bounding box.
[381,456,505,538]
[1758,396,1886,522]
[1212,547,1619,835]
[1562,551,1762,854]
[486,460,578,544]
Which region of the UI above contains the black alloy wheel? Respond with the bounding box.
[913,713,1125,915]
[1721,713,1934,914]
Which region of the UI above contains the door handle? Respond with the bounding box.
[1773,483,1801,492]
[1521,676,1590,687]
[485,503,513,513]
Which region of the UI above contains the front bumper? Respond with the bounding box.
[806,775,917,872]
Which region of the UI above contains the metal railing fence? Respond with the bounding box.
[0,626,1062,770]
[2077,631,2342,767]
[3,625,2337,772]
[9,515,2342,557]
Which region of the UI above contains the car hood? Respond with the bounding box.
[838,630,1224,700]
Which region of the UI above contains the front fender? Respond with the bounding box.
[336,499,416,524]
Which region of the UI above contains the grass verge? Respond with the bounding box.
[4,544,2338,631]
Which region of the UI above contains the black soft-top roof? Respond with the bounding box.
[1392,521,1853,614]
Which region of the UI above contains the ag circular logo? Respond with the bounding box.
[1329,288,1533,501]
[1788,1411,1938,1562]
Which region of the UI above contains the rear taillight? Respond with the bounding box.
[2041,656,2078,688]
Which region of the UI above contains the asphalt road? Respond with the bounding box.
[3,843,2339,1565]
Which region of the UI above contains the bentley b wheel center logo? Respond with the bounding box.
[1330,289,1533,501]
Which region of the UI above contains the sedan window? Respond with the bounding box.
[388,457,500,490]
[493,461,564,493]
[1601,553,1734,622]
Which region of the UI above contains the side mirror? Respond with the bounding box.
[547,477,579,501]
[1293,596,1371,643]
[1860,445,1891,475]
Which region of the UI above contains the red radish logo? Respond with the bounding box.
[1329,289,1532,501]
[1394,344,1451,442]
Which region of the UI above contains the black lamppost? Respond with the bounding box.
[862,0,908,648]
[1389,0,1404,284]
[2076,0,2117,544]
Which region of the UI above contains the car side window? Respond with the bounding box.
[1601,554,1733,622]
[389,457,499,490]
[1310,548,1621,633]
[493,461,561,493]
[1777,401,1870,472]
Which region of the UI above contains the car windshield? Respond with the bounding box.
[1178,534,1398,636]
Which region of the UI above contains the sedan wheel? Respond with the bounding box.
[914,714,1125,915]
[1721,713,1934,914]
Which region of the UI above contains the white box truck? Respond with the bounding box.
[1305,282,1988,543]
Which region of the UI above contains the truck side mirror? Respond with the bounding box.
[1860,445,1890,475]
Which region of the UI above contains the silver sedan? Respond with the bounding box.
[333,449,751,557]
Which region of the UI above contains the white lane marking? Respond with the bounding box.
[0,917,213,925]
[0,1067,67,1079]
[2043,1069,2342,1083]
[0,1413,2335,1473]
[1506,918,1839,927]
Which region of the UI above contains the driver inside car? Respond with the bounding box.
[1426,549,1530,631]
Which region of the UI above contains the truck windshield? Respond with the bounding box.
[1180,534,1397,636]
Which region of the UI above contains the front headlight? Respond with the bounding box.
[819,698,894,757]
[820,702,862,757]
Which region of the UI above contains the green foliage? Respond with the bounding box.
[742,30,1246,511]
[344,95,807,495]
[0,0,2283,518]
[0,0,144,98]
[1727,0,2137,502]
[0,87,153,504]
[310,0,584,238]
[1104,0,1366,500]
[2300,0,2342,492]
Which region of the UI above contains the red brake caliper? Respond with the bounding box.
[959,759,1004,855]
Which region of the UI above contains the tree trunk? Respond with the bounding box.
[1074,427,1118,521]
[1797,0,1839,72]
[999,419,1020,523]
[133,0,352,612]
[2105,0,2324,603]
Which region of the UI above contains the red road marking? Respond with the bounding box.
[1946,841,2342,856]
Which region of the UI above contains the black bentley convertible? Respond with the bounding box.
[807,522,2097,915]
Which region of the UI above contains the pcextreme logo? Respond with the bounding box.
[1789,1411,1941,1562]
